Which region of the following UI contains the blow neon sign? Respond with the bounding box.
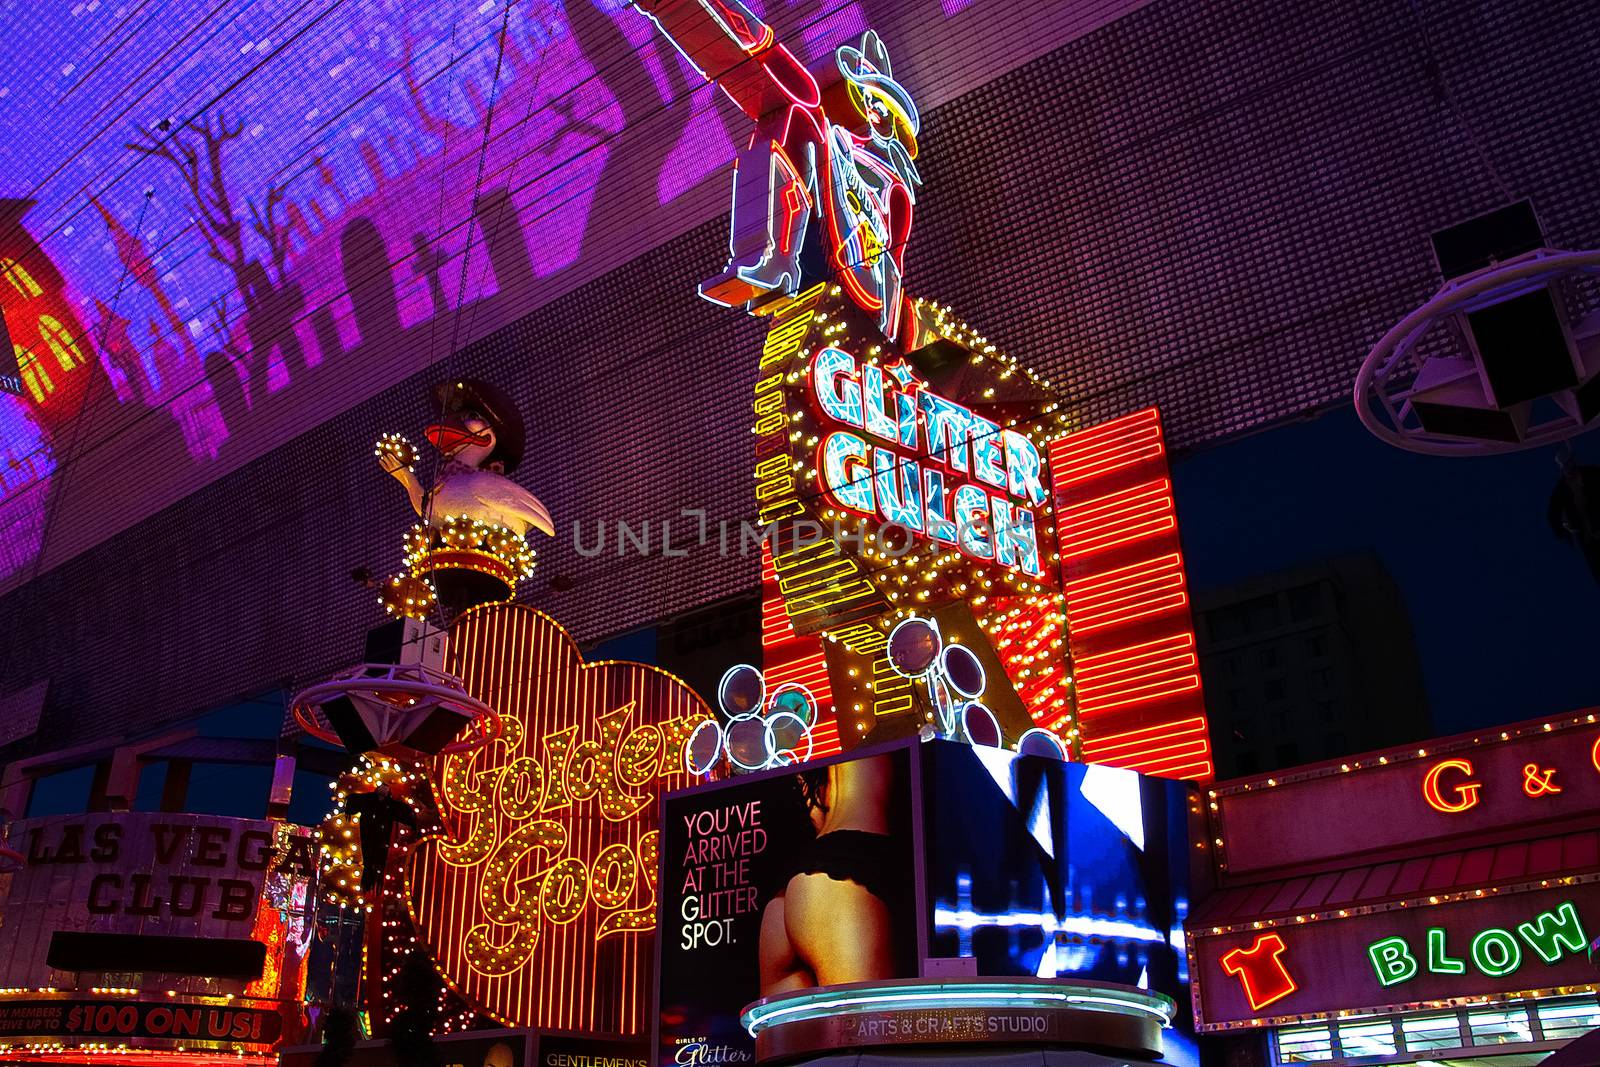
[1367,901,1588,987]
[810,346,1047,576]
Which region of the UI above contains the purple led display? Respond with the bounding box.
[0,0,1144,586]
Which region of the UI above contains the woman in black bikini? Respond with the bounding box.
[757,754,911,994]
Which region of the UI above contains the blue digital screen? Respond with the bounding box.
[922,743,1200,1065]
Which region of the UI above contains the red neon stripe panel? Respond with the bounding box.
[1050,407,1213,781]
[1048,408,1165,488]
[761,544,840,758]
[1081,716,1213,780]
[1065,551,1188,634]
[1057,479,1177,559]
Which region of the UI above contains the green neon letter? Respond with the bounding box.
[1426,928,1465,974]
[1517,901,1587,964]
[1471,928,1522,977]
[1368,936,1419,986]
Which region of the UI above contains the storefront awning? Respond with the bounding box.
[1192,827,1600,927]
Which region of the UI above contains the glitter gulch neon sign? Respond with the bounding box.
[406,604,709,1031]
[810,345,1048,577]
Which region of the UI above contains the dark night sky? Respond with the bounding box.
[1171,405,1600,736]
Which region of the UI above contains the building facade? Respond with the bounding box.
[1195,553,1432,777]
[1186,710,1600,1066]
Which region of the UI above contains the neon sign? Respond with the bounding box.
[683,664,818,775]
[1367,901,1588,987]
[810,345,1047,577]
[406,604,710,1032]
[1422,758,1481,812]
[1219,932,1297,1011]
[632,0,922,338]
[742,287,1073,747]
[1050,408,1214,781]
[1421,755,1572,811]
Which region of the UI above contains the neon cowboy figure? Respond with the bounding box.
[633,0,922,339]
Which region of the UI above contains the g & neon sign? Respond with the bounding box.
[810,346,1048,576]
[1420,752,1575,813]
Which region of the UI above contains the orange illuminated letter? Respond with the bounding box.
[1422,758,1480,813]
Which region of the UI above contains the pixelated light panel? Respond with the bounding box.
[0,0,1150,586]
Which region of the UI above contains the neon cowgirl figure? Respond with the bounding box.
[633,0,922,340]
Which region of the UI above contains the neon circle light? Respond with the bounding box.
[764,710,815,766]
[1015,727,1068,761]
[887,616,941,678]
[940,643,985,699]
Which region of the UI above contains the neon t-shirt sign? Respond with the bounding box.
[810,346,1047,577]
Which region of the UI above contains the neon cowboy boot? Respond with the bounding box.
[700,141,813,307]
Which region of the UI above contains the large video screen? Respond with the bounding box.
[921,743,1199,1065]
[656,747,917,1067]
[654,741,1200,1067]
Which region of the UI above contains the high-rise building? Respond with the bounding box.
[1194,553,1431,778]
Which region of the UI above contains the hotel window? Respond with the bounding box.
[1535,996,1600,1041]
[1467,1005,1533,1045]
[16,343,53,402]
[1274,1023,1334,1061]
[38,314,85,371]
[1,258,42,299]
[1288,583,1321,621]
